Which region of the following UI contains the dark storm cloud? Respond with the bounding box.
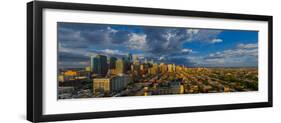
[140,28,222,55]
[58,22,227,68]
[143,28,189,54]
[59,52,89,62]
[58,23,223,53]
[191,29,222,43]
[58,23,131,50]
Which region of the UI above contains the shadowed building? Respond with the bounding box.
[91,55,108,75]
[109,57,117,69]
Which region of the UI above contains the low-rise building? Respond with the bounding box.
[93,75,132,94]
[58,87,74,99]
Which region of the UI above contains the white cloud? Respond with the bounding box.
[107,26,117,33]
[185,29,224,44]
[210,38,223,43]
[186,29,199,35]
[237,43,258,49]
[205,58,225,64]
[182,43,258,67]
[127,33,147,50]
[100,49,126,56]
[181,48,193,53]
[186,29,199,41]
[159,56,165,60]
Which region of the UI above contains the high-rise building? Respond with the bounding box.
[140,64,144,71]
[144,58,148,64]
[131,64,140,75]
[116,59,125,74]
[90,55,108,75]
[149,63,158,75]
[127,53,133,62]
[168,64,175,73]
[133,55,140,65]
[91,56,99,73]
[173,64,176,72]
[98,55,108,75]
[109,57,117,69]
[122,55,131,71]
[160,63,168,73]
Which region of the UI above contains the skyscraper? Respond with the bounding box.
[168,64,174,73]
[160,63,168,73]
[126,53,133,71]
[90,56,99,73]
[116,59,125,74]
[128,53,133,62]
[90,55,108,75]
[133,55,140,65]
[150,63,158,75]
[144,58,148,64]
[109,57,117,69]
[98,55,108,75]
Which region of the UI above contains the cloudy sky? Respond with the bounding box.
[58,22,258,68]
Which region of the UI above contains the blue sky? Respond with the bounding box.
[58,22,258,68]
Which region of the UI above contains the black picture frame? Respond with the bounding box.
[27,1,273,122]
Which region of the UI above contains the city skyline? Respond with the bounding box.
[57,22,259,99]
[58,22,258,69]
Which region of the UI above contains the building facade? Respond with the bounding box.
[116,59,125,74]
[93,75,132,94]
[91,55,108,75]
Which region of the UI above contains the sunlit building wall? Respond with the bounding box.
[168,64,173,72]
[93,75,132,94]
[149,63,158,75]
[93,78,110,93]
[160,63,168,73]
[116,59,125,74]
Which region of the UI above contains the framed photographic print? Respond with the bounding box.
[27,1,273,122]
